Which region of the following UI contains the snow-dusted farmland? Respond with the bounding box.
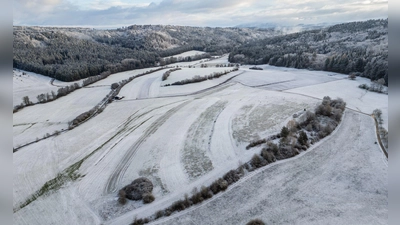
[235,65,347,90]
[202,54,231,67]
[152,110,388,225]
[161,67,236,86]
[163,50,206,60]
[285,77,389,129]
[13,69,83,106]
[87,68,151,87]
[13,86,110,148]
[13,58,388,225]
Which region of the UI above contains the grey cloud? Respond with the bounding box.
[13,0,387,27]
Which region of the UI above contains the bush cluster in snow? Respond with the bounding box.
[129,96,346,225]
[163,67,238,86]
[119,177,155,205]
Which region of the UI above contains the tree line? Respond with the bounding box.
[229,19,388,84]
[13,26,276,82]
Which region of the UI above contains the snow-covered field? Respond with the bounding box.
[285,77,389,129]
[161,67,236,85]
[87,68,151,87]
[163,50,206,60]
[13,69,83,106]
[13,55,388,225]
[153,110,388,225]
[235,65,347,90]
[13,86,110,148]
[202,54,231,66]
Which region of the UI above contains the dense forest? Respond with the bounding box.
[13,19,388,84]
[13,26,277,81]
[229,19,388,84]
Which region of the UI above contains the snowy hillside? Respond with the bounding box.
[13,52,388,225]
[229,19,388,84]
[13,69,83,107]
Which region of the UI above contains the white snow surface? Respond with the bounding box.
[13,62,388,225]
[202,54,230,66]
[13,69,82,106]
[285,76,388,130]
[151,110,388,225]
[13,86,110,147]
[87,68,151,87]
[161,67,237,85]
[163,50,206,60]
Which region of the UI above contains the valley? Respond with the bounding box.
[13,53,388,225]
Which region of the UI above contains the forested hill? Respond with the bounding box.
[229,19,388,84]
[13,25,277,81]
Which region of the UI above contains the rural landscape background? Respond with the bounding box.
[12,1,388,225]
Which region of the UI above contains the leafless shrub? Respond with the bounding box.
[246,138,266,149]
[280,126,290,138]
[287,119,299,133]
[118,190,127,205]
[297,131,308,146]
[189,187,203,205]
[155,210,164,219]
[162,68,181,81]
[223,169,241,185]
[261,148,276,163]
[246,219,265,225]
[131,217,145,225]
[331,108,343,122]
[277,146,297,159]
[111,83,119,89]
[209,178,228,194]
[348,73,356,80]
[250,154,268,169]
[330,98,346,111]
[142,193,155,204]
[170,199,187,212]
[200,186,212,200]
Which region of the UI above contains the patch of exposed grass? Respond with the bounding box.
[14,124,124,212]
[182,101,227,179]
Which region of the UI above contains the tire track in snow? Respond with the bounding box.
[150,110,386,225]
[118,71,246,101]
[234,79,295,88]
[207,105,226,153]
[182,100,228,180]
[138,77,158,99]
[105,100,192,194]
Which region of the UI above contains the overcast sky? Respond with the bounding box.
[13,0,388,28]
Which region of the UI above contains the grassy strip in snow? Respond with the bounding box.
[14,99,188,213]
[13,136,111,213]
[13,116,134,213]
[372,109,388,157]
[182,100,228,180]
[129,96,346,225]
